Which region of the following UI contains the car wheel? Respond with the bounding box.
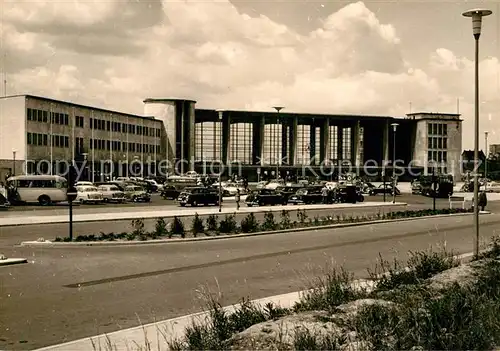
[180,203,186,207]
[38,195,52,206]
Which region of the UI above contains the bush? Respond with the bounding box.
[297,209,308,224]
[219,214,237,234]
[171,216,185,238]
[240,213,259,233]
[154,217,168,238]
[131,218,147,241]
[261,211,277,231]
[279,210,292,229]
[191,213,204,237]
[207,214,218,232]
[293,328,346,350]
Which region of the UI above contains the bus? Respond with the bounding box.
[6,175,68,206]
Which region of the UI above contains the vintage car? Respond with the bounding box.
[0,187,10,210]
[288,186,324,205]
[178,187,219,207]
[97,184,126,203]
[275,184,306,203]
[123,185,151,202]
[161,185,181,200]
[368,184,401,196]
[75,186,104,204]
[245,189,286,206]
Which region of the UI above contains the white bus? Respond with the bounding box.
[6,175,68,206]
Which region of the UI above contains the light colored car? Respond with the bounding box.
[221,182,246,196]
[97,185,126,203]
[256,181,268,189]
[185,171,199,178]
[76,186,104,204]
[145,179,164,192]
[265,179,285,190]
[75,181,94,187]
[485,182,500,193]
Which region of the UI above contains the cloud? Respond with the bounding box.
[3,0,500,149]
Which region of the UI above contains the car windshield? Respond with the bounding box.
[296,189,307,195]
[109,186,119,191]
[83,187,97,192]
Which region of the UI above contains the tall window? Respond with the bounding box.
[230,123,253,164]
[297,124,311,165]
[313,127,321,165]
[263,123,282,165]
[195,122,221,161]
[427,122,448,172]
[329,126,338,162]
[359,127,364,163]
[342,127,352,160]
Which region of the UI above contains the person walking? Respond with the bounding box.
[235,189,241,210]
[479,191,488,212]
[321,186,329,204]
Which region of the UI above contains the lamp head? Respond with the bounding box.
[273,106,284,113]
[462,9,492,37]
[391,123,399,131]
[216,109,224,120]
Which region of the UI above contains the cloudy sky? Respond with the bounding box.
[2,0,500,149]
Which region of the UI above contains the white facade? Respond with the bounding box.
[0,95,26,161]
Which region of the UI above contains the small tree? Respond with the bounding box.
[219,214,237,234]
[262,211,277,231]
[241,213,259,233]
[191,213,204,237]
[297,209,308,225]
[280,210,291,229]
[170,216,185,238]
[207,214,218,233]
[154,217,168,238]
[131,218,147,241]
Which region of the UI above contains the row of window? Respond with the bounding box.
[27,133,69,148]
[89,138,161,154]
[428,137,448,150]
[428,122,448,136]
[27,108,70,125]
[428,151,448,163]
[26,109,161,137]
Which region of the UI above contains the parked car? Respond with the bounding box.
[97,184,126,203]
[360,182,376,194]
[185,171,199,178]
[411,180,422,194]
[0,187,10,209]
[75,181,94,187]
[123,185,151,202]
[145,179,163,192]
[160,185,181,199]
[275,184,305,203]
[336,185,362,203]
[75,186,104,204]
[288,186,324,205]
[369,184,401,196]
[265,179,285,190]
[178,187,219,207]
[245,189,286,206]
[486,182,500,193]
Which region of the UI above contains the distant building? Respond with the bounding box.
[0,94,463,181]
[490,144,500,159]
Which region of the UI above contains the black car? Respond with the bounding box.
[178,187,219,207]
[288,186,324,205]
[245,189,286,206]
[275,184,305,203]
[335,185,362,203]
[161,185,181,200]
[369,184,401,196]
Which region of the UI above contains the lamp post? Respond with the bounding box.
[273,106,284,179]
[485,131,489,189]
[216,110,224,212]
[462,8,492,257]
[391,123,399,204]
[12,149,16,176]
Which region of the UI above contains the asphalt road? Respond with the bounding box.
[1,209,499,350]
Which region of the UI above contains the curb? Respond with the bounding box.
[20,211,475,248]
[1,202,407,227]
[33,251,479,351]
[0,258,28,266]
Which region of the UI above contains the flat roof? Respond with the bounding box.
[143,98,197,104]
[406,112,461,117]
[0,94,157,120]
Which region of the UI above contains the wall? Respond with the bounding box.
[0,96,26,161]
[446,119,462,180]
[143,100,176,166]
[412,120,428,169]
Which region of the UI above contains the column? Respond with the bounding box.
[382,120,389,165]
[352,120,360,167]
[322,119,330,165]
[281,123,288,165]
[337,126,343,161]
[290,116,298,165]
[222,113,231,165]
[309,124,316,165]
[188,102,196,171]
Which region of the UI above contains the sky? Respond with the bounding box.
[2,0,500,150]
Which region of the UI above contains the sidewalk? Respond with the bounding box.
[0,202,406,227]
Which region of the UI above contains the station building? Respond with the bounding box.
[0,94,462,182]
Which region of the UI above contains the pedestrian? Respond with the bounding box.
[479,191,487,211]
[321,186,329,204]
[235,189,241,210]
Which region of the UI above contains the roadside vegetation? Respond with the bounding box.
[54,207,471,242]
[90,236,500,350]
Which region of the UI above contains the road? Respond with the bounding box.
[1,207,499,350]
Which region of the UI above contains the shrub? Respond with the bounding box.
[313,215,320,226]
[191,213,204,237]
[279,210,292,229]
[240,213,259,233]
[261,211,277,231]
[293,328,347,350]
[131,218,147,241]
[207,214,218,232]
[54,237,62,242]
[171,216,185,238]
[154,217,168,238]
[126,232,136,241]
[219,214,237,234]
[297,209,308,224]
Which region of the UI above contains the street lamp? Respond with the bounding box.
[273,106,284,179]
[462,8,492,257]
[390,123,399,204]
[12,149,16,176]
[216,109,224,212]
[485,131,489,189]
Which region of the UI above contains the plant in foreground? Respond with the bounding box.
[240,213,259,233]
[219,214,237,234]
[154,217,168,238]
[206,214,218,232]
[191,213,204,237]
[171,216,185,238]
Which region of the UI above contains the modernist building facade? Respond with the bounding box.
[0,94,463,182]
